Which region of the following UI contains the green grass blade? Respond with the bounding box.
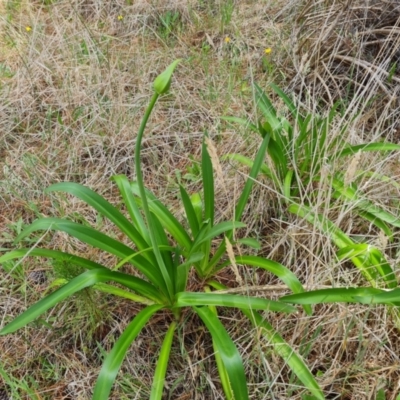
[45,182,149,250]
[130,183,192,250]
[93,304,163,400]
[150,321,176,400]
[175,292,296,313]
[179,185,199,237]
[194,306,249,400]
[112,174,150,243]
[334,142,400,158]
[280,287,384,305]
[202,136,215,226]
[234,256,312,315]
[0,269,162,335]
[242,309,324,400]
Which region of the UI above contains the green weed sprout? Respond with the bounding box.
[0,61,324,400]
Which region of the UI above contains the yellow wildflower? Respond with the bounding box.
[25,26,32,32]
[117,15,123,21]
[264,47,272,54]
[224,36,231,43]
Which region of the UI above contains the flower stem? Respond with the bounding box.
[135,92,174,302]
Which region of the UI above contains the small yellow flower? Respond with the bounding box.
[117,15,123,21]
[264,47,272,54]
[224,36,231,43]
[25,26,32,32]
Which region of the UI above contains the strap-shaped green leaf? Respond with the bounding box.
[150,321,176,400]
[194,306,249,400]
[337,244,397,288]
[130,182,192,250]
[358,210,393,240]
[269,83,304,131]
[112,174,150,243]
[0,248,107,270]
[93,304,163,400]
[202,136,215,227]
[176,292,296,313]
[234,255,312,315]
[193,221,246,248]
[94,283,154,305]
[280,287,384,305]
[334,142,400,159]
[175,252,204,293]
[235,238,261,250]
[208,133,271,274]
[242,309,324,400]
[46,182,150,251]
[332,178,400,229]
[222,153,273,180]
[220,116,259,133]
[179,185,199,237]
[0,269,162,335]
[289,204,396,287]
[150,213,175,283]
[234,132,271,223]
[358,288,400,304]
[368,248,397,288]
[254,83,280,131]
[14,218,168,293]
[288,204,353,248]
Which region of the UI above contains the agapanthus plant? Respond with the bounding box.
[0,61,323,400]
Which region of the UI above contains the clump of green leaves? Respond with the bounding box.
[0,62,324,399]
[225,83,400,289]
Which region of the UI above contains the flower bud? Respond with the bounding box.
[153,59,182,95]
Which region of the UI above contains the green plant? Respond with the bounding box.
[220,0,235,33]
[0,61,324,399]
[158,10,181,39]
[225,83,400,204]
[289,203,397,289]
[225,83,400,288]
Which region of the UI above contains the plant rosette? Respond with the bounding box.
[0,61,324,400]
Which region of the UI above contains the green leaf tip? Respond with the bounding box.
[153,59,182,95]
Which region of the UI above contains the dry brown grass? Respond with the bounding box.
[1,0,400,399]
[282,0,400,140]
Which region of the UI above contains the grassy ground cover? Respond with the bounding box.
[1,1,400,399]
